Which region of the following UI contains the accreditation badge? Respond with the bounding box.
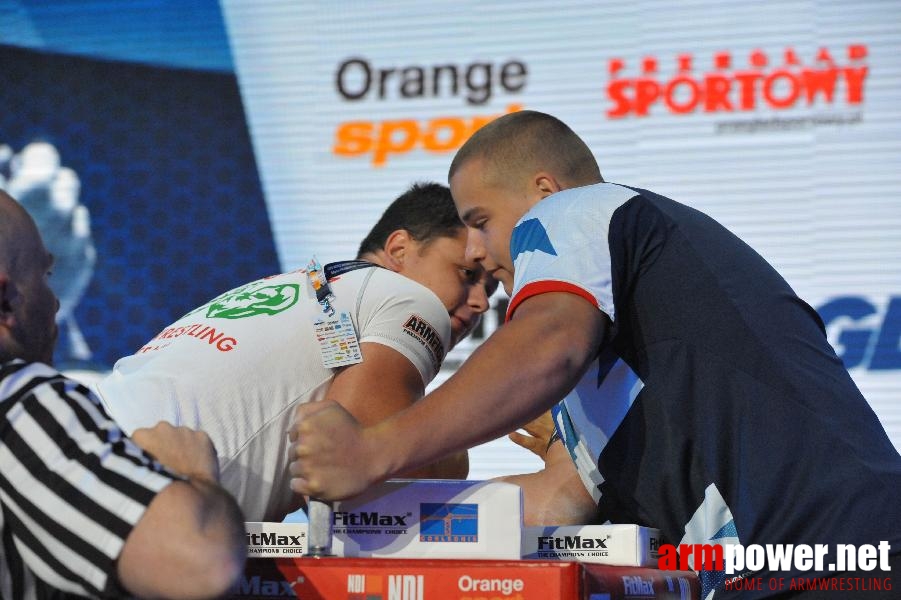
[313,311,363,368]
[306,256,363,369]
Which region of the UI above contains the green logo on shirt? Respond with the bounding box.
[190,282,301,319]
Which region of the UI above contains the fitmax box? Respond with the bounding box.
[521,524,662,566]
[245,522,308,558]
[331,479,522,559]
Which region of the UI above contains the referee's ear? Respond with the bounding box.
[0,274,13,323]
[0,274,16,354]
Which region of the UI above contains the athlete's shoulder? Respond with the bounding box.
[528,183,640,221]
[363,267,447,306]
[512,183,639,258]
[352,267,451,382]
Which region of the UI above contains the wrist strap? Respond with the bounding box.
[546,429,561,454]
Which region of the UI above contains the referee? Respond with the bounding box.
[1,190,246,599]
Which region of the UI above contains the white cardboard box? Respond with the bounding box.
[245,521,308,557]
[331,479,523,559]
[521,524,662,566]
[246,487,659,568]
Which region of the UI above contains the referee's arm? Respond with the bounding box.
[118,422,247,599]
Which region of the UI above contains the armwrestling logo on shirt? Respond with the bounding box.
[186,281,301,319]
[402,314,445,371]
[136,281,301,355]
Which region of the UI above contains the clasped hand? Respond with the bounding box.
[288,399,381,501]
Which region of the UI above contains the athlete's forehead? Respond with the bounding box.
[416,227,467,255]
[451,159,508,221]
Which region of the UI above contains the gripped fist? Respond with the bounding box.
[289,399,381,501]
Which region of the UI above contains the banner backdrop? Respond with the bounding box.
[219,0,901,466]
[1,1,899,483]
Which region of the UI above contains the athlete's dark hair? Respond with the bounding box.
[357,182,464,258]
[448,110,602,188]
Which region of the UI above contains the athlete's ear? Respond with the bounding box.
[0,274,15,328]
[381,229,413,272]
[534,172,562,199]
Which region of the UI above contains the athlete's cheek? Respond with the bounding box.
[491,240,508,264]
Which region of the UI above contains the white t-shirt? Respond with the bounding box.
[96,263,451,521]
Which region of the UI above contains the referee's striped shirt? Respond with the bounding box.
[1,360,177,599]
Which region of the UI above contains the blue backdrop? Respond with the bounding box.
[0,43,278,368]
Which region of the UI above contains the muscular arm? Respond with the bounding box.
[501,411,597,526]
[323,341,468,479]
[118,423,246,599]
[117,479,246,599]
[497,441,598,526]
[291,292,607,499]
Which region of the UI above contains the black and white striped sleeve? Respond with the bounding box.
[1,360,178,599]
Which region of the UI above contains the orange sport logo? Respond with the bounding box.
[332,56,528,166]
[333,103,522,167]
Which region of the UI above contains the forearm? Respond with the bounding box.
[185,477,247,553]
[289,294,606,502]
[399,450,469,480]
[496,442,597,526]
[372,294,605,482]
[498,470,597,526]
[118,478,246,599]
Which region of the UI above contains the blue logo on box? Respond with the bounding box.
[419,503,478,542]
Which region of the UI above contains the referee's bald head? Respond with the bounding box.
[448,110,603,192]
[0,190,31,265]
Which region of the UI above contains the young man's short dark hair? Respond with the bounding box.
[357,182,464,258]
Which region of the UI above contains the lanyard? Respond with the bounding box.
[306,258,379,316]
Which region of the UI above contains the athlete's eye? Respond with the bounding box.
[472,219,487,231]
[461,264,486,285]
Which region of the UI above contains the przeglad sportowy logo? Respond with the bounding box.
[606,45,868,118]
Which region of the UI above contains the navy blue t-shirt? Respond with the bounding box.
[506,183,901,598]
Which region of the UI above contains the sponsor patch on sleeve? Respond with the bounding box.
[402,314,446,371]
